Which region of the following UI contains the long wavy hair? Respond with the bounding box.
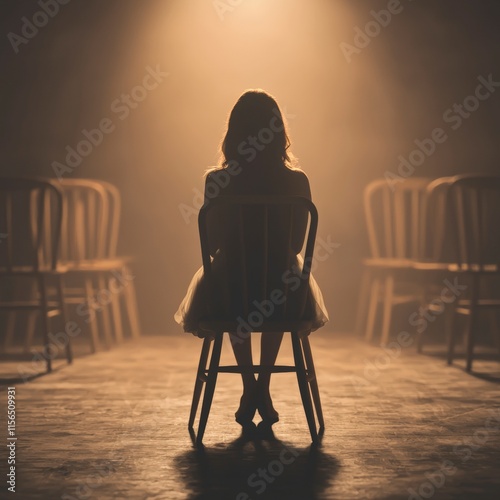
[210,89,297,174]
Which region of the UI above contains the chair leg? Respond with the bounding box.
[380,274,395,346]
[84,276,100,353]
[38,274,52,373]
[196,333,223,446]
[291,331,318,443]
[416,286,429,354]
[56,275,73,364]
[446,308,457,366]
[4,312,17,349]
[189,337,212,429]
[484,280,500,353]
[301,335,324,431]
[365,277,381,343]
[492,311,500,357]
[97,273,114,349]
[24,311,39,353]
[110,276,124,343]
[355,267,372,337]
[4,280,24,349]
[123,266,141,339]
[23,280,39,353]
[465,276,479,373]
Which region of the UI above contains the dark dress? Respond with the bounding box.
[174,163,329,335]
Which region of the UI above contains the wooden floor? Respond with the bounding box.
[1,332,500,499]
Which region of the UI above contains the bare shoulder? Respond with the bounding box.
[286,168,311,197]
[205,168,228,186]
[289,168,309,183]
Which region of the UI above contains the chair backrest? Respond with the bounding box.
[198,196,318,322]
[96,180,121,258]
[448,174,500,269]
[0,177,63,271]
[364,177,431,259]
[419,176,454,262]
[55,179,108,262]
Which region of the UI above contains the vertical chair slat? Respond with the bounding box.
[5,192,13,272]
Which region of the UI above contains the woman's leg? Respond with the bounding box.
[257,332,284,422]
[230,334,257,423]
[230,334,256,390]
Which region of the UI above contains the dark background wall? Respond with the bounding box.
[1,0,499,334]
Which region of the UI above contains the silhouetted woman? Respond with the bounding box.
[175,89,328,432]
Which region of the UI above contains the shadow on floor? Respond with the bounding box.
[420,351,500,382]
[174,430,339,499]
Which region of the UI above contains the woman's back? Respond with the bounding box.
[204,164,313,318]
[210,163,310,198]
[175,88,327,334]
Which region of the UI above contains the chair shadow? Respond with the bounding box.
[420,351,500,382]
[174,429,339,499]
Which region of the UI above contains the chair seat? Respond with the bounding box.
[197,320,314,335]
[363,257,415,269]
[455,299,500,315]
[412,261,499,273]
[62,257,133,272]
[0,265,68,275]
[411,261,456,272]
[0,301,61,318]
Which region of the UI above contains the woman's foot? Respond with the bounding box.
[257,389,279,426]
[256,420,277,441]
[235,388,257,427]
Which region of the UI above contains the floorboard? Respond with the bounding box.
[1,332,500,499]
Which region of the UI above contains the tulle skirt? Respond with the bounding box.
[175,255,329,336]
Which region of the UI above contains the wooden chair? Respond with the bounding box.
[445,175,500,371]
[55,179,114,352]
[0,177,70,373]
[188,195,325,446]
[97,180,141,341]
[33,179,141,352]
[358,178,431,345]
[412,176,455,352]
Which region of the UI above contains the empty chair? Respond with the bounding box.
[445,175,500,371]
[413,176,456,352]
[358,177,431,345]
[55,178,114,351]
[188,195,325,446]
[53,178,141,350]
[97,180,141,341]
[0,177,70,373]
